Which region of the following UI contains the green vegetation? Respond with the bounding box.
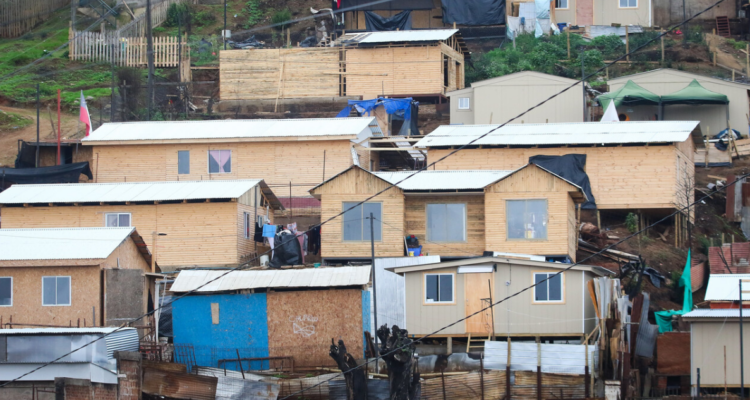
[165,2,190,28]
[271,9,292,30]
[625,213,638,233]
[242,0,263,28]
[0,110,33,130]
[189,34,222,65]
[727,38,747,50]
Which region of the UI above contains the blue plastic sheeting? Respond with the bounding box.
[361,290,371,358]
[337,98,413,121]
[172,293,269,370]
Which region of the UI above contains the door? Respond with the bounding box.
[464,273,495,335]
[576,0,594,26]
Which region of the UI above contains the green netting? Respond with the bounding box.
[596,80,661,107]
[661,79,729,105]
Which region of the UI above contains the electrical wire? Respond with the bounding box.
[0,0,729,388]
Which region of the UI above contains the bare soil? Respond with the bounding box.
[0,106,81,167]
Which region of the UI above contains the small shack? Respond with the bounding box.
[169,266,371,369]
[0,227,155,327]
[310,164,586,262]
[0,180,283,270]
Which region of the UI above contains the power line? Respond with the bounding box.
[0,0,728,387]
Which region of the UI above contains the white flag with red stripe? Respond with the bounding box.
[79,91,92,137]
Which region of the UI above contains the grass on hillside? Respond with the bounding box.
[0,109,33,130]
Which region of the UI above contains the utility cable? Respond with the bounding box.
[0,0,728,387]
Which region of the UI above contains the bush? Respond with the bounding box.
[727,38,747,50]
[271,9,292,30]
[193,10,216,27]
[590,34,625,59]
[243,0,263,28]
[165,3,190,28]
[625,213,638,233]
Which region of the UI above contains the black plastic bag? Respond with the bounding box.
[269,231,302,268]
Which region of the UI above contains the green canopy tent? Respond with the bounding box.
[661,79,730,133]
[596,80,661,108]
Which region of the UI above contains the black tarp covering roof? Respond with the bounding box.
[336,0,433,10]
[441,0,505,26]
[529,154,597,209]
[365,10,412,31]
[0,162,93,186]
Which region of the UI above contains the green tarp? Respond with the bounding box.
[655,250,693,333]
[661,79,729,105]
[596,80,661,107]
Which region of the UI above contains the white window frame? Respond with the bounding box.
[619,0,637,8]
[556,0,569,9]
[426,203,467,243]
[458,97,471,110]
[104,213,131,227]
[42,276,71,306]
[532,272,565,304]
[0,277,12,307]
[207,149,232,174]
[424,273,456,305]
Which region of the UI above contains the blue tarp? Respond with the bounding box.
[654,250,693,333]
[337,97,419,135]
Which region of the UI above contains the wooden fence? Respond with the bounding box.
[69,29,189,68]
[0,0,70,38]
[116,0,194,38]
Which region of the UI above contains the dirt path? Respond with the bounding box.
[0,106,82,167]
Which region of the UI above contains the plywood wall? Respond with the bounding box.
[91,140,353,197]
[266,289,364,367]
[1,202,240,270]
[220,48,341,100]
[429,145,682,210]
[404,195,485,257]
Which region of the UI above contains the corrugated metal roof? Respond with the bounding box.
[170,266,371,293]
[0,179,263,204]
[704,274,750,301]
[341,29,458,44]
[0,228,134,261]
[683,309,750,318]
[83,117,376,142]
[0,327,137,335]
[373,170,512,191]
[415,121,701,147]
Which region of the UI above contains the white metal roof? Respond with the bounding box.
[0,327,136,335]
[341,29,458,44]
[82,117,377,143]
[373,170,512,191]
[415,121,701,148]
[0,179,263,204]
[0,227,135,261]
[704,274,750,301]
[170,266,371,293]
[683,309,750,319]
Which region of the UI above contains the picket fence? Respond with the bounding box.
[69,29,189,68]
[0,0,70,38]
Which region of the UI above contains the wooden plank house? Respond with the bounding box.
[0,227,156,327]
[0,180,283,271]
[415,121,703,213]
[309,164,586,263]
[80,117,378,197]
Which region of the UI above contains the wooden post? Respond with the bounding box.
[714,52,717,67]
[567,28,571,59]
[447,337,452,355]
[733,69,736,81]
[705,127,710,168]
[625,26,630,62]
[585,343,590,398]
[286,27,290,48]
[480,354,485,400]
[596,210,601,230]
[506,338,512,400]
[729,120,741,159]
[746,44,749,74]
[441,368,447,400]
[536,340,542,400]
[661,29,665,65]
[606,67,609,80]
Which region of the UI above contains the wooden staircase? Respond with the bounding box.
[466,333,491,353]
[716,16,731,37]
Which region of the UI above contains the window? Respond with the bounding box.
[244,212,252,239]
[458,97,471,110]
[343,202,382,241]
[619,0,637,7]
[556,0,568,8]
[425,273,454,303]
[534,273,564,303]
[208,150,231,174]
[42,276,71,306]
[506,200,548,240]
[178,150,190,174]
[105,213,131,227]
[0,278,11,306]
[426,204,466,242]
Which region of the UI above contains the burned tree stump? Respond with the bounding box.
[377,325,421,400]
[329,338,368,400]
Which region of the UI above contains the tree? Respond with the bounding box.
[329,339,368,400]
[377,325,421,400]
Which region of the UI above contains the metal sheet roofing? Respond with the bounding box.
[373,170,512,191]
[415,121,701,148]
[341,29,458,44]
[0,179,264,204]
[0,327,136,335]
[704,274,750,301]
[82,117,377,142]
[0,228,134,261]
[170,266,371,293]
[683,309,750,319]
